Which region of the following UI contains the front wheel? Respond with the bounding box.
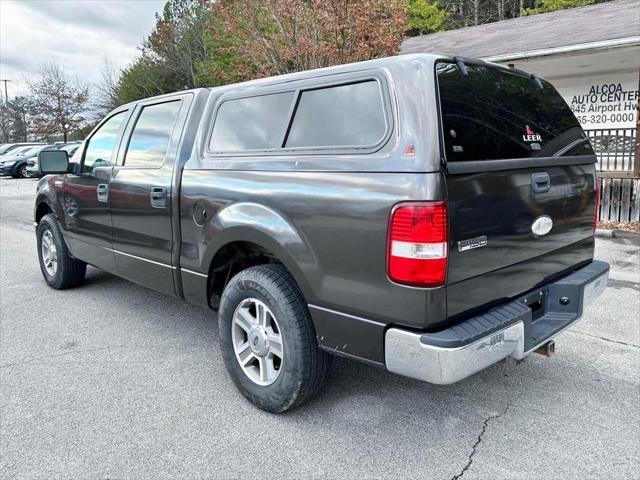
[218,264,331,413]
[18,165,28,178]
[37,214,86,289]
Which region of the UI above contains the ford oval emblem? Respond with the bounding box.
[532,216,553,236]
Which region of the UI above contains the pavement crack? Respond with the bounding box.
[0,344,142,369]
[567,330,639,349]
[450,402,511,480]
[605,278,640,292]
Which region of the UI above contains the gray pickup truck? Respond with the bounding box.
[34,54,609,412]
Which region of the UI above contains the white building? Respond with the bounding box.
[401,0,639,177]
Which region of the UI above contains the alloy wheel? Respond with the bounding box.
[41,228,58,276]
[231,298,284,386]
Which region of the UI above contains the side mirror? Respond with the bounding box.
[68,162,81,175]
[38,150,69,174]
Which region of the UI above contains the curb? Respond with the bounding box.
[595,229,615,238]
[612,229,640,239]
[595,229,640,239]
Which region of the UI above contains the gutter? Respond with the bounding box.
[484,36,640,62]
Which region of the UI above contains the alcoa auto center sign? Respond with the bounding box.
[556,72,639,130]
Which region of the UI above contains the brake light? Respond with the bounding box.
[593,178,600,233]
[387,202,448,287]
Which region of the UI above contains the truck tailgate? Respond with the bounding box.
[446,164,595,318]
[435,60,598,320]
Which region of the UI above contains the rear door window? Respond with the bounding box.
[285,80,386,148]
[210,92,295,152]
[123,101,182,168]
[436,62,594,161]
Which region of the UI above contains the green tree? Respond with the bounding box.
[195,10,245,86]
[523,0,595,15]
[6,97,31,141]
[0,103,10,143]
[117,0,230,103]
[406,0,448,36]
[0,96,32,142]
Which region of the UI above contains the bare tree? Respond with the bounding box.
[93,58,122,117]
[28,60,89,142]
[213,0,407,82]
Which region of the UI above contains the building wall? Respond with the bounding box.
[503,46,640,132]
[551,71,639,130]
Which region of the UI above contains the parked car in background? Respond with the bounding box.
[0,143,43,156]
[26,143,81,178]
[0,145,49,177]
[34,54,608,413]
[0,144,40,160]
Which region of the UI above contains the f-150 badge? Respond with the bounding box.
[458,235,488,252]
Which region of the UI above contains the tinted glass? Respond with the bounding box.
[10,146,34,156]
[83,111,126,173]
[436,63,594,161]
[124,101,181,168]
[210,92,294,151]
[19,146,41,156]
[286,81,386,148]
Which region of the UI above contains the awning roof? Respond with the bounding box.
[400,0,640,61]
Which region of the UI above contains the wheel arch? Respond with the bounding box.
[199,202,318,307]
[34,197,54,224]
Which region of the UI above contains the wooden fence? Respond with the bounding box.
[585,128,639,222]
[597,177,640,222]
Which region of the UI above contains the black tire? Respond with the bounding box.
[36,214,87,289]
[218,264,331,413]
[18,164,28,178]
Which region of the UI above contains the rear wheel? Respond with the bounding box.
[218,264,331,413]
[18,164,28,178]
[37,214,86,289]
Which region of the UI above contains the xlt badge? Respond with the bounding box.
[458,235,488,252]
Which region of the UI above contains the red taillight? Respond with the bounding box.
[387,202,448,288]
[593,179,600,233]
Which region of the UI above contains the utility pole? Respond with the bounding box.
[0,79,10,102]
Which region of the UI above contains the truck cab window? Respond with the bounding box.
[285,80,386,148]
[123,101,182,168]
[82,111,127,174]
[210,92,295,152]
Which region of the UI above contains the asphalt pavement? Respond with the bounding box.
[1,177,638,479]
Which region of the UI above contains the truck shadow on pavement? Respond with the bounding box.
[77,264,634,421]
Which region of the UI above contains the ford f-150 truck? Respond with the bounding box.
[34,54,609,412]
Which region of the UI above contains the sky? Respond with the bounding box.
[0,0,166,98]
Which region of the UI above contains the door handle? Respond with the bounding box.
[150,186,167,208]
[97,183,109,202]
[531,172,551,193]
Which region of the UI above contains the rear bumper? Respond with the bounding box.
[385,260,609,384]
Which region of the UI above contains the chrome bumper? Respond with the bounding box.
[385,261,609,385]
